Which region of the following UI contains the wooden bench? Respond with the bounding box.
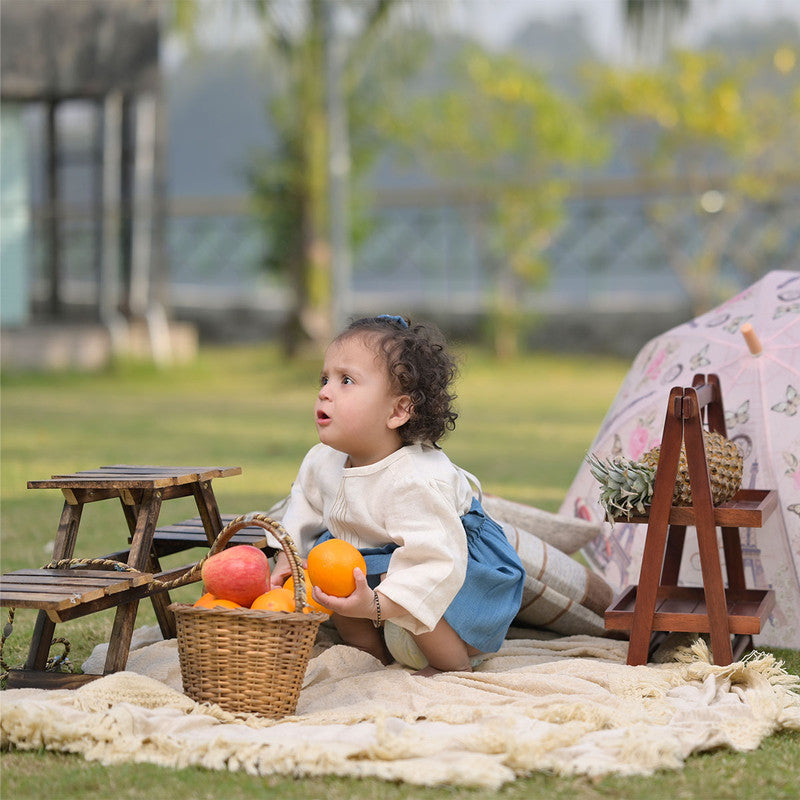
[0,563,198,689]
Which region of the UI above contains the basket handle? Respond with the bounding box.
[170,514,310,613]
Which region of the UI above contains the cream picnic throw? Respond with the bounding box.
[2,628,799,789]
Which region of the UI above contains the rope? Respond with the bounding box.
[0,607,74,682]
[46,557,139,572]
[1,608,17,679]
[42,552,209,592]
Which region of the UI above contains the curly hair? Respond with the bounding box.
[335,316,459,446]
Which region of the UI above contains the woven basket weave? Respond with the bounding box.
[169,514,327,718]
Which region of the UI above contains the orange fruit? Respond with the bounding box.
[250,587,295,612]
[193,592,217,608]
[307,539,367,597]
[194,593,241,610]
[211,598,241,609]
[284,569,332,615]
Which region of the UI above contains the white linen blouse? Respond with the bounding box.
[279,442,476,634]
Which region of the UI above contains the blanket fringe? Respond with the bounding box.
[665,638,800,693]
[671,637,713,665]
[738,650,800,694]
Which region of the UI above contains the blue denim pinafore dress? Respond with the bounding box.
[316,498,525,654]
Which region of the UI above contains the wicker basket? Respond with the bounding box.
[169,514,327,718]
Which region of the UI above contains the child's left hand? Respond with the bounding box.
[312,568,376,620]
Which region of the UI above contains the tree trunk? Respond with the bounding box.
[287,0,332,355]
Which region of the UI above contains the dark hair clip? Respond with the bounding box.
[376,314,409,328]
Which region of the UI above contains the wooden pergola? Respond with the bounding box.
[1,0,167,328]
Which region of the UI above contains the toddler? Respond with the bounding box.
[270,315,525,674]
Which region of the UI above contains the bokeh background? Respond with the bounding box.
[2,0,799,371]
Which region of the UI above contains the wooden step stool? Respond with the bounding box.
[0,465,245,688]
[604,374,777,666]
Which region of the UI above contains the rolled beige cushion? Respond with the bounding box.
[500,518,614,635]
[481,493,602,554]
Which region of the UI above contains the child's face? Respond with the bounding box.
[315,334,410,467]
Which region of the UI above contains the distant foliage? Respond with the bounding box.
[587,42,800,312]
[378,44,607,355]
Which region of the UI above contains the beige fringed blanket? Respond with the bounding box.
[2,627,799,789]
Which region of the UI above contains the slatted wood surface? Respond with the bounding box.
[151,513,273,556]
[0,568,154,622]
[613,489,777,528]
[605,585,776,636]
[28,464,242,490]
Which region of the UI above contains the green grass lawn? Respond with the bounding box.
[1,344,798,799]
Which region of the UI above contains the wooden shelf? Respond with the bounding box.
[613,489,778,528]
[27,464,242,491]
[606,585,775,636]
[0,568,154,623]
[101,513,274,560]
[603,374,778,666]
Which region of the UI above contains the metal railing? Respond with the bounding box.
[26,178,800,318]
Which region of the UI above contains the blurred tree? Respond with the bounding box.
[172,0,432,355]
[384,45,606,357]
[623,0,690,63]
[589,42,800,312]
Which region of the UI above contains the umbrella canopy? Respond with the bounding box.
[561,270,800,649]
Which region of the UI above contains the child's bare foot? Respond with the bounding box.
[413,665,442,676]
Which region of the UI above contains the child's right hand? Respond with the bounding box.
[311,567,375,620]
[270,552,294,589]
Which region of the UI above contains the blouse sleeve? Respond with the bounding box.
[280,446,329,557]
[375,473,468,635]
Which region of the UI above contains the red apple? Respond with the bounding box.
[200,545,271,607]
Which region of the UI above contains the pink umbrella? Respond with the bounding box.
[561,269,800,649]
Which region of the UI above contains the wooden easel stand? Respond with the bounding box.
[605,374,776,666]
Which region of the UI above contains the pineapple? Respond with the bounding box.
[587,430,743,520]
